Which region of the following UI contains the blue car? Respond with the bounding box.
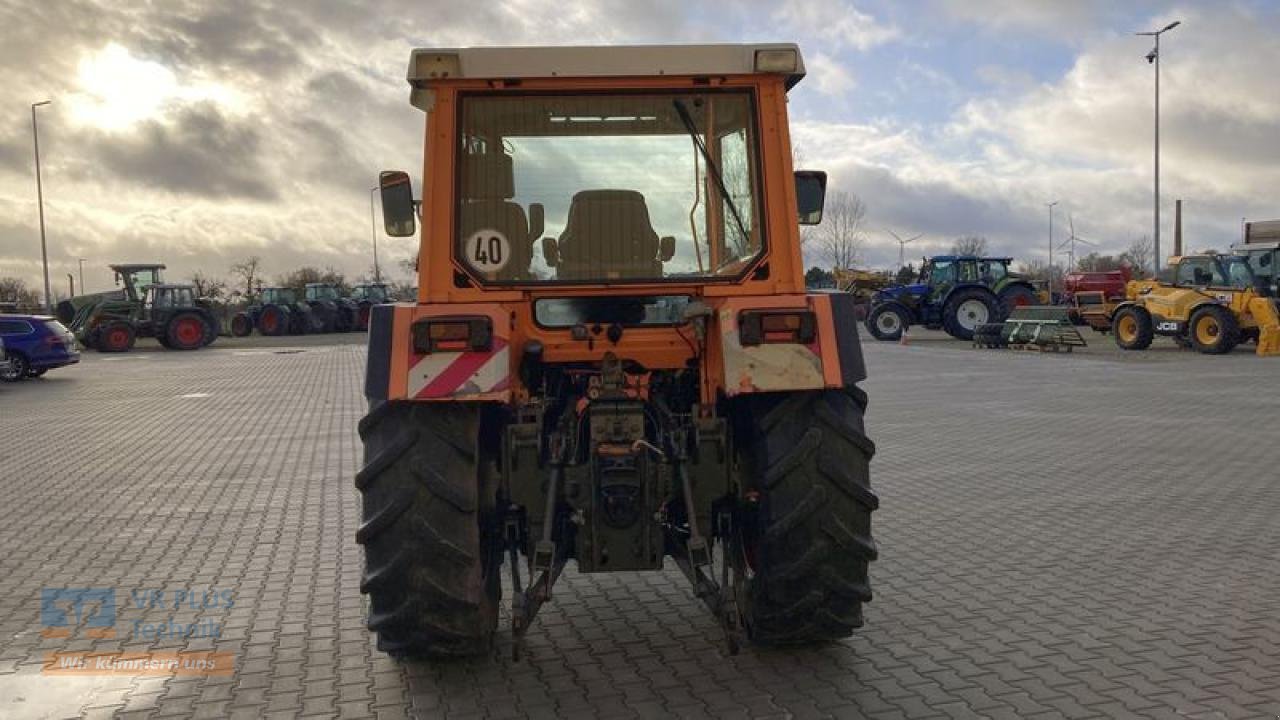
[0,314,80,381]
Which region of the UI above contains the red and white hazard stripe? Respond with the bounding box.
[407,337,510,399]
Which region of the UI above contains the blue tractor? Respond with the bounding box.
[865,256,1039,341]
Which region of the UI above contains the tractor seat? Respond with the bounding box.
[556,190,661,280]
[459,150,533,280]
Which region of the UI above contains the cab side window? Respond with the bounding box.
[1176,258,1211,286]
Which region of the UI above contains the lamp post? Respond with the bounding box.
[31,100,52,313]
[1137,20,1181,273]
[1046,201,1059,298]
[78,258,86,294]
[369,187,381,283]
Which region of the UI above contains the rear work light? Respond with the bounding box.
[738,310,817,346]
[411,317,492,354]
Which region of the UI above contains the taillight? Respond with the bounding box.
[739,310,817,346]
[411,317,492,354]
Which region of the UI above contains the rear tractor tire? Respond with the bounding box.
[231,313,253,337]
[942,288,998,341]
[259,305,288,336]
[356,401,501,657]
[167,312,209,351]
[1188,305,1240,355]
[738,388,878,645]
[997,285,1037,319]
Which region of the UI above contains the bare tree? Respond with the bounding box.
[189,271,228,300]
[229,256,263,299]
[819,190,868,271]
[1119,236,1154,278]
[1015,259,1064,288]
[1075,252,1124,272]
[277,266,349,295]
[951,235,989,256]
[0,277,42,309]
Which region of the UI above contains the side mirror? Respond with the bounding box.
[379,171,417,237]
[542,237,560,267]
[659,236,676,262]
[795,170,827,225]
[528,203,545,243]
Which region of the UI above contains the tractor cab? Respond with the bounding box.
[305,283,341,302]
[1232,242,1280,298]
[144,284,196,312]
[350,283,391,303]
[261,287,298,305]
[110,264,167,302]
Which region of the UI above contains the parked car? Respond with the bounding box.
[0,315,80,381]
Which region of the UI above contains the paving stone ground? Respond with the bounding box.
[1,333,1278,719]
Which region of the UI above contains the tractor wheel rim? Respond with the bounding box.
[1196,317,1220,345]
[1118,316,1137,342]
[110,330,127,348]
[264,314,277,331]
[876,312,901,334]
[957,300,989,330]
[1014,295,1031,307]
[177,319,201,344]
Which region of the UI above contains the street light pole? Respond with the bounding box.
[78,258,86,294]
[369,187,381,283]
[1137,20,1181,274]
[1047,201,1058,298]
[31,100,52,313]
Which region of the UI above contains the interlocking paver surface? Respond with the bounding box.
[1,334,1278,719]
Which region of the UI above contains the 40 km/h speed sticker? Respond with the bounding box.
[464,229,510,273]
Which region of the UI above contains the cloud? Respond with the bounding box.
[806,53,857,98]
[774,0,900,52]
[84,103,276,201]
[0,0,1277,292]
[934,0,1116,36]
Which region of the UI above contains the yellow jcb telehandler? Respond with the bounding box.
[1110,251,1280,356]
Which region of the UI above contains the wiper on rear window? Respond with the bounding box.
[672,99,752,258]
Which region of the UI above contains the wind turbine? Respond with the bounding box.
[1056,213,1097,272]
[884,230,924,269]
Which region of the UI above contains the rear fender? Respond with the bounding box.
[365,303,511,404]
[715,293,865,397]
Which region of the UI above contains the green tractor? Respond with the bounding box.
[231,287,320,336]
[348,282,393,331]
[60,264,219,352]
[304,283,359,333]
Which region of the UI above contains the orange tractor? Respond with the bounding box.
[359,44,877,658]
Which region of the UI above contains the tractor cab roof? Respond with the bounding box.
[1233,241,1280,252]
[108,263,166,272]
[926,255,1013,263]
[406,44,806,110]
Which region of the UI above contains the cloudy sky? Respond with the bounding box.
[1,0,1278,294]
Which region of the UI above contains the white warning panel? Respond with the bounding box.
[464,229,511,273]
